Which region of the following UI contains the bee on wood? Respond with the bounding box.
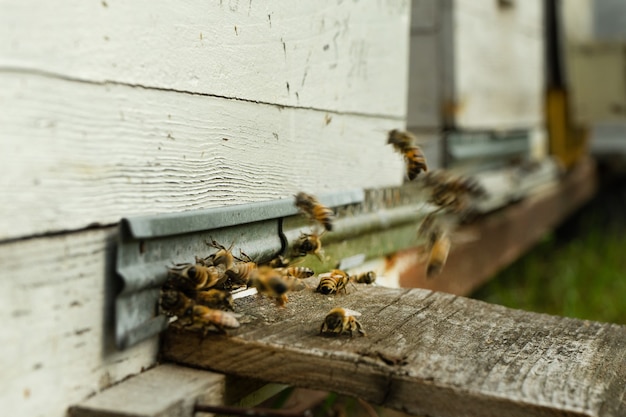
[387,129,428,180]
[195,289,235,311]
[293,232,324,261]
[316,269,350,295]
[350,271,376,284]
[167,263,224,291]
[159,289,195,318]
[204,239,235,271]
[183,305,241,335]
[250,266,291,307]
[320,307,366,337]
[295,192,335,232]
[226,252,259,289]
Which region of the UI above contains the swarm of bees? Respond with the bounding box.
[157,128,487,339]
[386,129,488,278]
[159,190,376,338]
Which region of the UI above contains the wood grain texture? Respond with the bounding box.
[0,0,409,117]
[0,228,158,417]
[452,0,545,129]
[0,72,404,240]
[162,281,626,417]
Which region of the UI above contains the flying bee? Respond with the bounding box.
[268,255,291,269]
[316,269,350,295]
[421,170,487,215]
[387,129,428,180]
[426,229,451,278]
[159,289,195,318]
[183,305,241,335]
[195,289,235,311]
[167,263,223,291]
[250,266,290,307]
[293,232,324,261]
[350,271,377,284]
[320,307,366,337]
[295,192,335,232]
[280,266,315,279]
[204,239,235,270]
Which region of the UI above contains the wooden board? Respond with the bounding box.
[0,72,405,240]
[451,0,545,130]
[0,228,157,417]
[162,281,626,417]
[69,364,287,417]
[0,0,410,117]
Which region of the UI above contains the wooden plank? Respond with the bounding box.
[0,72,404,240]
[396,157,597,295]
[0,0,410,117]
[162,281,626,417]
[0,228,157,417]
[69,364,287,417]
[452,0,545,130]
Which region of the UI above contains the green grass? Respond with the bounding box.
[472,190,626,325]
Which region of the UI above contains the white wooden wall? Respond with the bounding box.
[0,1,410,416]
[452,0,544,130]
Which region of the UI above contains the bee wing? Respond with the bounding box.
[342,308,362,317]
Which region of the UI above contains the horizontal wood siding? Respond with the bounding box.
[0,0,409,117]
[0,72,405,240]
[0,228,157,417]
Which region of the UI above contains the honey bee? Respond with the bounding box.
[183,305,241,335]
[159,289,195,318]
[421,170,487,215]
[226,260,258,288]
[167,263,223,291]
[426,230,451,278]
[295,192,335,232]
[268,255,291,269]
[280,266,315,279]
[350,271,376,284]
[387,129,428,180]
[319,307,366,337]
[316,269,350,295]
[250,266,290,306]
[204,239,235,270]
[195,289,235,311]
[293,232,323,261]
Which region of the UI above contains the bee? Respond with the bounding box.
[268,255,291,269]
[183,305,241,335]
[159,289,195,318]
[295,192,335,232]
[293,232,324,261]
[226,260,258,288]
[204,239,235,270]
[426,230,451,278]
[387,129,428,180]
[421,170,487,215]
[350,271,376,284]
[250,266,291,306]
[195,289,235,311]
[316,269,350,295]
[280,266,315,279]
[167,263,223,291]
[320,307,366,337]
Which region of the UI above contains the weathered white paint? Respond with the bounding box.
[0,228,158,417]
[0,0,410,117]
[0,72,405,240]
[453,0,545,130]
